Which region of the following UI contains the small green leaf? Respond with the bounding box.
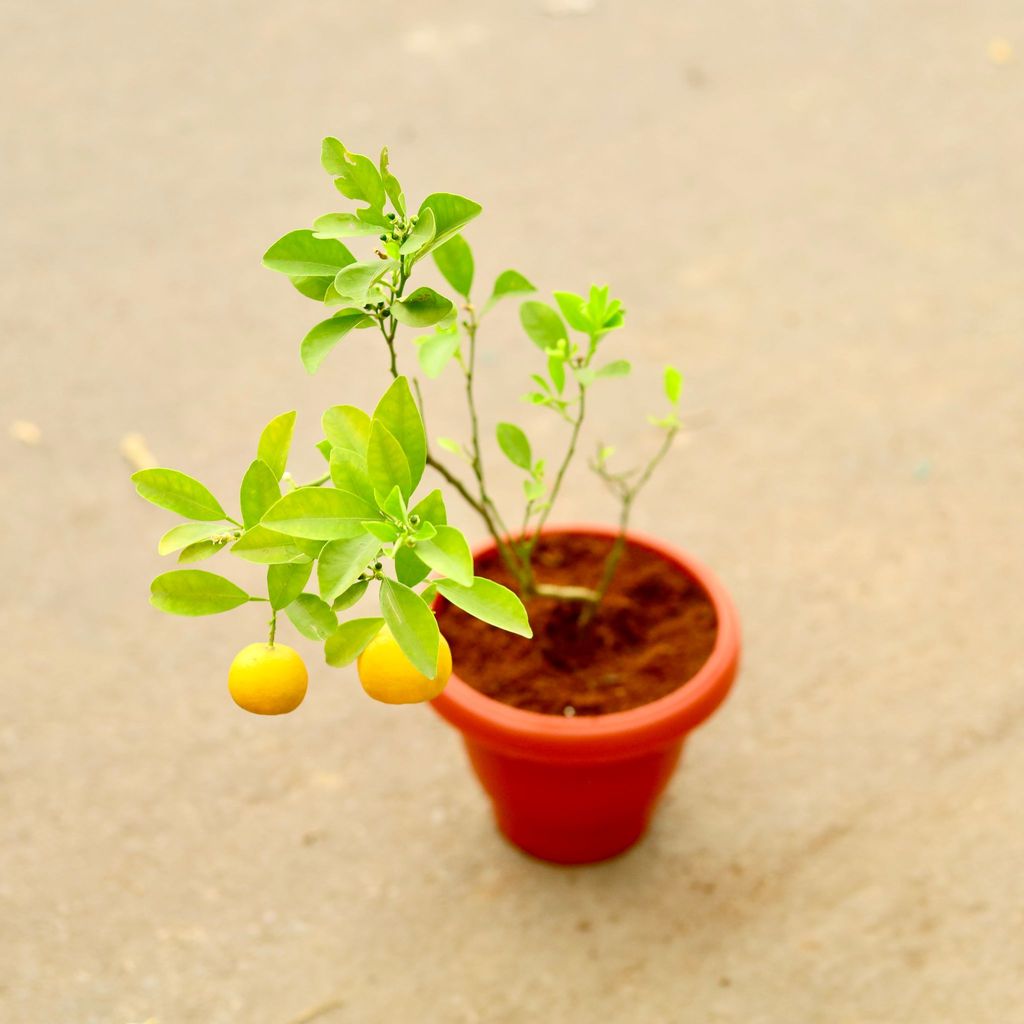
[318,534,381,604]
[240,459,282,529]
[410,489,446,527]
[150,570,249,616]
[321,138,386,210]
[496,423,532,471]
[322,405,371,456]
[486,269,536,310]
[158,521,231,556]
[333,261,393,304]
[263,230,355,277]
[415,325,460,379]
[417,193,482,254]
[392,287,454,328]
[132,469,227,522]
[432,235,474,297]
[372,376,425,491]
[435,577,532,637]
[312,212,383,239]
[262,488,378,541]
[548,352,566,394]
[379,577,441,678]
[400,207,436,255]
[596,359,631,379]
[286,593,338,641]
[324,617,384,667]
[178,540,223,563]
[379,147,405,215]
[395,545,431,587]
[300,311,372,374]
[553,291,591,332]
[437,437,465,457]
[231,525,322,564]
[290,276,333,301]
[268,562,313,611]
[366,420,412,501]
[363,520,401,543]
[414,525,473,587]
[257,411,296,481]
[332,579,369,612]
[664,365,683,404]
[520,301,568,350]
[378,484,408,525]
[329,448,375,505]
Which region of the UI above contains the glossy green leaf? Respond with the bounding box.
[415,325,460,379]
[417,193,482,254]
[553,290,591,332]
[373,377,425,491]
[432,234,474,297]
[400,207,436,256]
[262,488,377,541]
[290,276,333,301]
[363,520,401,543]
[263,230,356,277]
[286,593,338,641]
[435,576,533,637]
[150,570,249,616]
[333,261,392,304]
[324,617,384,667]
[392,286,454,328]
[548,352,566,394]
[240,459,281,529]
[177,540,223,563]
[486,269,536,310]
[322,405,371,456]
[366,420,412,501]
[231,525,322,564]
[520,301,568,351]
[664,365,683,404]
[158,521,231,556]
[300,311,372,374]
[132,469,227,522]
[332,579,369,612]
[318,534,381,604]
[379,147,405,215]
[414,525,473,587]
[378,484,408,525]
[328,448,375,504]
[268,561,312,611]
[379,577,441,678]
[496,423,532,471]
[321,138,386,210]
[596,359,631,379]
[256,411,296,481]
[312,212,383,239]
[410,489,447,527]
[394,545,431,587]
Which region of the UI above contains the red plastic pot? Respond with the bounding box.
[431,524,741,864]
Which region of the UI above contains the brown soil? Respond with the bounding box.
[436,534,719,716]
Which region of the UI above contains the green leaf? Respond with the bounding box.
[158,521,231,556]
[322,405,371,456]
[318,534,381,604]
[519,301,568,350]
[664,365,683,404]
[262,488,378,541]
[332,579,369,612]
[321,138,386,210]
[300,311,372,374]
[263,230,356,278]
[231,525,322,564]
[268,562,313,611]
[150,570,249,616]
[435,577,533,637]
[379,147,405,215]
[328,448,375,504]
[286,593,338,641]
[495,423,532,471]
[414,525,473,587]
[378,484,408,525]
[417,193,482,254]
[400,207,436,256]
[290,276,333,301]
[333,260,393,304]
[553,291,591,332]
[486,269,536,310]
[379,577,441,678]
[363,520,401,543]
[240,459,282,530]
[372,376,425,491]
[548,352,566,394]
[366,420,412,501]
[432,235,474,297]
[324,617,384,667]
[410,489,446,526]
[178,540,223,563]
[392,287,454,328]
[395,545,431,587]
[132,469,227,522]
[596,359,632,379]
[312,212,383,239]
[257,411,296,481]
[414,325,460,379]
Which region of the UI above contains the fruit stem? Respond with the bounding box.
[268,611,277,647]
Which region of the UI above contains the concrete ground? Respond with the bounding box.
[2,1,1022,1021]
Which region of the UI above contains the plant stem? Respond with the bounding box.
[268,610,277,646]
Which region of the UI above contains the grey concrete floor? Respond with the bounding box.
[2,1,1023,1022]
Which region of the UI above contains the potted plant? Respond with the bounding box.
[133,139,740,863]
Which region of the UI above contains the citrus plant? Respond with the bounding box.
[134,138,684,712]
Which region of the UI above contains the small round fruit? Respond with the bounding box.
[357,625,452,705]
[228,642,308,715]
